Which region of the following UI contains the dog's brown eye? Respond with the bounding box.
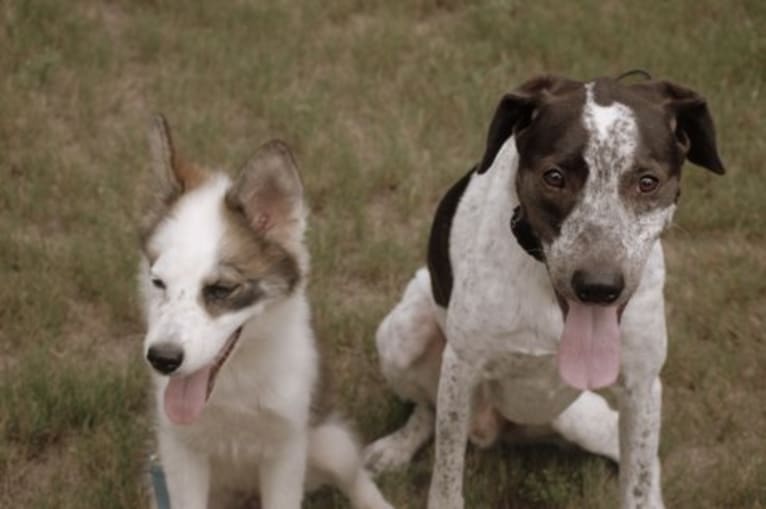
[204,283,237,301]
[638,175,659,193]
[543,168,565,189]
[152,278,166,290]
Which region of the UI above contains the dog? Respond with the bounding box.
[139,116,392,509]
[364,74,725,508]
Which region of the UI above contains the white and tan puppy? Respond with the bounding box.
[139,116,391,509]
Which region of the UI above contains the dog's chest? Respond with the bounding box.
[445,148,564,362]
[446,276,580,424]
[174,396,292,462]
[485,354,579,424]
[167,359,311,464]
[443,142,581,422]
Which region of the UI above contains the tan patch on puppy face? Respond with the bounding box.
[198,198,301,317]
[140,115,212,254]
[138,162,211,260]
[172,157,208,192]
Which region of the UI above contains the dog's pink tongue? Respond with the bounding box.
[557,301,620,390]
[163,367,211,425]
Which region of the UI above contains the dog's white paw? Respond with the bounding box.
[363,436,413,475]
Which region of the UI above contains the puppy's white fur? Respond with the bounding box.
[140,122,391,509]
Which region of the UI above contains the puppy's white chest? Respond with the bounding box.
[175,400,289,460]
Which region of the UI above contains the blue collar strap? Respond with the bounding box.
[150,455,171,509]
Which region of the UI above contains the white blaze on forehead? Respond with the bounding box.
[557,82,641,241]
[582,82,639,176]
[546,82,673,301]
[150,174,231,280]
[144,173,246,378]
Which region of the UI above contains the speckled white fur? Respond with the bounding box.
[369,83,669,509]
[547,84,676,300]
[141,173,392,509]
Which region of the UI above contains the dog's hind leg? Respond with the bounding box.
[468,383,503,449]
[376,268,445,402]
[364,403,435,474]
[309,419,393,509]
[366,269,444,474]
[551,390,619,462]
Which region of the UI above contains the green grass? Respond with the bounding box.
[1,0,764,507]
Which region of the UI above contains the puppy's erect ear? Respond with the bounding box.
[631,81,725,174]
[477,75,581,174]
[148,114,206,199]
[227,140,305,242]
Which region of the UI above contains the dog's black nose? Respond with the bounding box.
[572,270,624,304]
[146,343,184,375]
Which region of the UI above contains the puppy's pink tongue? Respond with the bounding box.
[163,367,211,425]
[557,301,620,390]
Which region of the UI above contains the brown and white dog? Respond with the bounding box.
[139,116,392,509]
[365,75,724,508]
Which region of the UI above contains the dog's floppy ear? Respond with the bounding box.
[148,114,206,199]
[477,75,580,174]
[227,140,305,242]
[632,81,725,174]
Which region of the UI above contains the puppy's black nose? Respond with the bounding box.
[572,270,624,304]
[147,343,184,375]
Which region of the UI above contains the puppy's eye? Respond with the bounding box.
[151,278,166,290]
[204,283,237,301]
[543,168,565,189]
[638,175,660,194]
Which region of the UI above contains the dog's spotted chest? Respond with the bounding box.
[443,141,584,423]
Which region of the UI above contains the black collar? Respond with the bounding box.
[511,206,545,262]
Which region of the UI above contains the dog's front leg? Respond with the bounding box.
[618,377,665,509]
[259,433,308,509]
[158,429,210,509]
[427,344,476,509]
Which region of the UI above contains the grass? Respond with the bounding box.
[1,0,763,507]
